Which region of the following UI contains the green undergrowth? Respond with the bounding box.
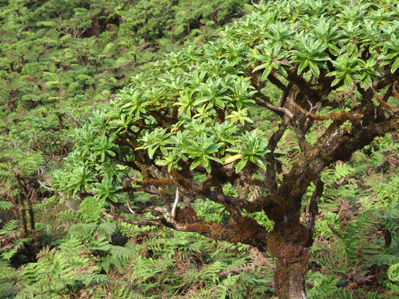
[0,0,253,233]
[306,133,399,298]
[2,133,399,298]
[2,114,399,298]
[0,220,275,298]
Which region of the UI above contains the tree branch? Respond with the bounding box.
[171,207,269,251]
[255,95,293,118]
[101,210,164,226]
[264,108,291,193]
[293,102,363,122]
[38,180,76,212]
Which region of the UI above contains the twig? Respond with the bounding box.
[171,188,179,220]
[126,201,164,221]
[101,211,163,226]
[37,180,76,212]
[255,98,294,118]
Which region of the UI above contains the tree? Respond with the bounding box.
[54,0,399,297]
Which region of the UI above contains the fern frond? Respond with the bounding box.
[363,253,399,268]
[67,223,97,240]
[0,258,19,298]
[101,243,135,273]
[0,220,19,235]
[200,261,225,284]
[0,200,13,211]
[358,289,382,299]
[329,288,358,299]
[96,222,117,240]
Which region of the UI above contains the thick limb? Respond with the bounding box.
[268,214,310,299]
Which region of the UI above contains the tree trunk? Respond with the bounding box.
[274,257,308,298]
[15,175,28,236]
[268,215,310,299]
[24,194,35,231]
[24,180,36,230]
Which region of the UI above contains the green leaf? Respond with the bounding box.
[309,61,320,76]
[391,57,399,74]
[331,78,342,87]
[235,157,249,173]
[388,263,399,282]
[298,60,309,75]
[190,158,203,171]
[254,157,267,171]
[344,73,353,87]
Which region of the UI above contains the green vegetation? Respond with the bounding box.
[1,0,399,298]
[0,0,251,234]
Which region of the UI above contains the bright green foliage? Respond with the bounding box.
[2,0,399,298]
[0,0,249,148]
[0,0,249,123]
[117,0,250,53]
[388,263,399,282]
[53,1,399,297]
[0,0,249,236]
[55,0,399,224]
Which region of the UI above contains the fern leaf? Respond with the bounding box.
[0,201,13,211]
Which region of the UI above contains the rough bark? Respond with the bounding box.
[267,213,310,299]
[24,191,35,231]
[15,174,28,236]
[279,262,308,299]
